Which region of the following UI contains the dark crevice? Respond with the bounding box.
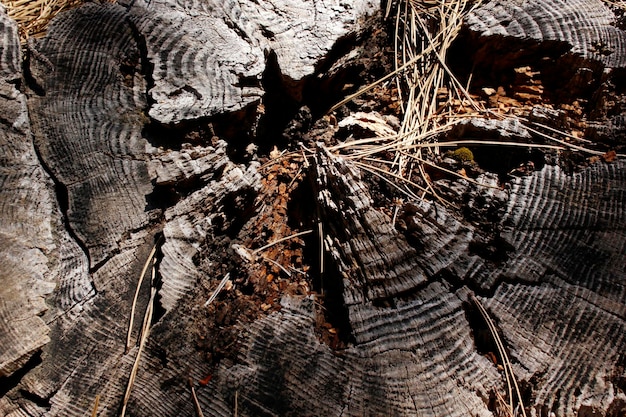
[0,351,43,398]
[314,257,356,349]
[143,118,205,151]
[30,127,93,273]
[221,186,259,239]
[88,248,121,274]
[211,104,262,164]
[22,45,46,97]
[145,175,208,212]
[254,50,301,154]
[462,296,500,358]
[254,32,369,155]
[233,72,262,89]
[449,263,536,299]
[468,235,516,264]
[300,215,358,347]
[448,29,572,99]
[304,20,386,119]
[461,145,546,184]
[169,84,203,100]
[448,26,622,122]
[151,233,166,325]
[19,388,52,410]
[289,174,355,349]
[141,102,260,160]
[125,16,155,110]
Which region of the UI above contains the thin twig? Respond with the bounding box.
[91,394,100,417]
[204,273,231,308]
[189,377,205,417]
[470,295,528,417]
[318,220,325,296]
[252,230,313,255]
[262,257,292,277]
[126,237,162,353]
[528,121,594,144]
[120,259,157,417]
[396,151,501,189]
[328,40,444,114]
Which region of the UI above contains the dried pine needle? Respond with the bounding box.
[126,237,162,353]
[470,295,528,417]
[204,273,231,308]
[120,259,157,417]
[251,230,313,255]
[91,394,100,417]
[1,0,87,41]
[188,377,205,417]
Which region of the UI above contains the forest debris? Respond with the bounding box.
[121,259,157,417]
[233,244,255,263]
[198,374,213,386]
[126,238,162,353]
[338,111,398,138]
[204,273,231,308]
[188,377,205,417]
[252,230,313,255]
[602,150,618,162]
[91,395,100,417]
[1,0,86,41]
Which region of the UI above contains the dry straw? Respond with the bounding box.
[1,0,85,41]
[327,0,621,205]
[327,0,486,205]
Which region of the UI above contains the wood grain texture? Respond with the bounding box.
[313,149,430,306]
[227,151,623,416]
[157,146,261,312]
[125,0,265,124]
[467,161,626,300]
[462,161,625,414]
[123,0,377,123]
[0,7,55,378]
[467,0,626,68]
[204,289,498,417]
[1,0,625,416]
[13,235,157,417]
[484,281,626,415]
[0,5,158,416]
[1,1,378,414]
[27,2,154,268]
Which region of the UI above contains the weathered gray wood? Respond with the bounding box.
[467,0,626,68]
[313,148,430,305]
[0,5,56,379]
[124,0,378,124]
[1,0,625,416]
[206,286,498,417]
[1,1,379,415]
[27,2,154,268]
[157,146,261,312]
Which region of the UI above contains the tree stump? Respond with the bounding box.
[0,0,625,416]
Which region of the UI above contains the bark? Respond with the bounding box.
[1,0,625,416]
[0,7,56,379]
